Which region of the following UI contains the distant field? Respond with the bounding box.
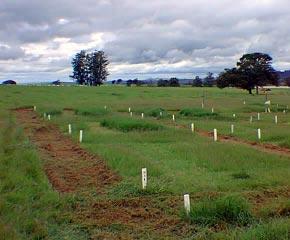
[1,85,290,239]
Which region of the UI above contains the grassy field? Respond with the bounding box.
[0,85,290,239]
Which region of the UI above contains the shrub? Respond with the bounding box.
[186,195,253,227]
[100,117,164,132]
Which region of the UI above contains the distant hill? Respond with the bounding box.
[278,70,290,80]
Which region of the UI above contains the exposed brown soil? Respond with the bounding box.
[75,197,195,239]
[14,107,120,193]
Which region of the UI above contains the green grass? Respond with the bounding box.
[179,108,218,118]
[75,107,109,116]
[100,116,164,132]
[0,115,87,239]
[1,85,290,239]
[184,195,253,227]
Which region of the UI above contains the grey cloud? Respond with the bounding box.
[1,0,290,82]
[0,45,25,60]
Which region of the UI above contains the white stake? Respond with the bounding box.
[233,113,236,118]
[172,114,175,121]
[79,130,83,143]
[257,113,260,121]
[68,124,72,134]
[275,115,278,124]
[160,112,163,117]
[33,106,36,111]
[184,194,191,215]
[283,110,286,114]
[257,128,261,140]
[243,100,246,105]
[104,105,107,110]
[130,112,133,117]
[129,107,131,113]
[231,124,234,134]
[211,108,214,113]
[191,123,195,133]
[141,113,144,119]
[213,129,218,142]
[48,114,51,120]
[250,116,253,123]
[201,103,204,109]
[43,113,47,119]
[142,168,147,190]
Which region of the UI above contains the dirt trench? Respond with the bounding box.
[14,108,120,194]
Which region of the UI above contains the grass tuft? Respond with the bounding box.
[184,195,253,227]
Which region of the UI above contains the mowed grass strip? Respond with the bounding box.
[100,116,164,132]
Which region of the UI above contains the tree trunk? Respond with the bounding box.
[248,88,252,94]
[256,86,259,95]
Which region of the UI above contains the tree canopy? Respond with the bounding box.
[70,50,109,86]
[217,53,278,94]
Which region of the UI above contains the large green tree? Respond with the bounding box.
[217,53,278,94]
[70,50,109,86]
[70,50,88,85]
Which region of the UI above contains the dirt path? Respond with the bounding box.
[14,108,120,193]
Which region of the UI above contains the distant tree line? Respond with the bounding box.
[70,50,109,86]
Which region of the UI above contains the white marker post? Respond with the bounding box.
[184,194,191,215]
[43,113,47,119]
[243,100,246,105]
[233,113,236,118]
[48,114,51,121]
[191,123,195,133]
[172,114,175,121]
[68,124,72,135]
[142,168,147,190]
[275,115,278,124]
[257,113,260,121]
[160,112,163,117]
[201,102,204,109]
[213,129,218,142]
[211,108,214,113]
[231,124,234,134]
[250,116,253,123]
[130,112,133,117]
[141,113,144,119]
[257,128,261,140]
[33,106,36,111]
[79,130,83,143]
[129,107,131,113]
[104,105,107,110]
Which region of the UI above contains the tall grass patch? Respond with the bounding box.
[179,108,218,118]
[100,117,164,132]
[185,195,253,227]
[75,107,109,116]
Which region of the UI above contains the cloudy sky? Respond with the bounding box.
[1,0,290,83]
